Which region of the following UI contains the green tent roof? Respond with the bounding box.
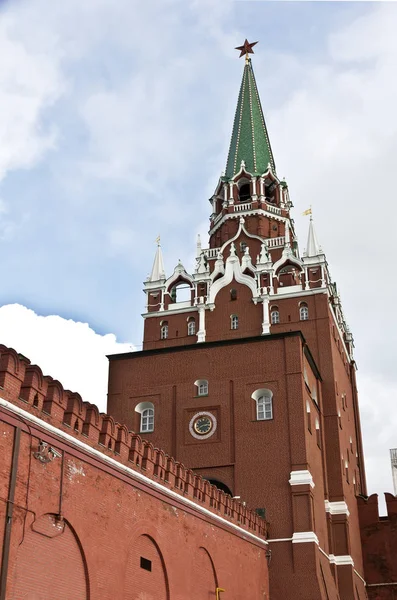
[225,59,276,179]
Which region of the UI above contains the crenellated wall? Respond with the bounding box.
[0,344,269,600]
[358,493,397,599]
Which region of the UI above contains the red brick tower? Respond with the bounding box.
[108,43,368,600]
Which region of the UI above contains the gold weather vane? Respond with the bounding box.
[155,235,161,246]
[235,39,258,63]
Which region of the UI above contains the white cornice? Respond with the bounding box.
[270,287,326,301]
[329,554,354,566]
[325,500,350,517]
[142,305,199,319]
[289,470,315,488]
[292,531,319,544]
[0,398,268,548]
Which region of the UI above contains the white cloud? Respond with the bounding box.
[0,13,64,182]
[0,304,131,411]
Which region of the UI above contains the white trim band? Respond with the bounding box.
[0,398,268,548]
[289,470,315,488]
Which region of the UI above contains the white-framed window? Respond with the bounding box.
[231,314,239,330]
[271,310,279,324]
[195,379,208,396]
[252,389,273,421]
[187,319,196,336]
[135,402,155,433]
[141,408,154,432]
[300,303,309,321]
[160,321,168,339]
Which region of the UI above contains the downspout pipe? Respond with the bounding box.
[0,427,21,600]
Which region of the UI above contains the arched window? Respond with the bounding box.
[252,389,273,421]
[141,408,154,433]
[300,303,309,321]
[231,315,239,330]
[160,321,168,339]
[195,379,208,396]
[271,310,279,324]
[187,318,196,336]
[239,182,251,202]
[135,402,155,434]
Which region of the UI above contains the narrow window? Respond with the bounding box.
[195,379,208,396]
[315,418,321,447]
[306,400,311,432]
[231,315,239,330]
[187,319,196,336]
[271,310,279,324]
[33,393,39,408]
[160,322,168,339]
[257,395,273,421]
[140,557,152,572]
[300,303,309,321]
[141,407,154,433]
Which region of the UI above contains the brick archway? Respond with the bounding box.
[124,534,169,600]
[192,547,218,598]
[11,514,88,599]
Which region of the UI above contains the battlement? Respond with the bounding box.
[358,492,397,526]
[0,343,266,538]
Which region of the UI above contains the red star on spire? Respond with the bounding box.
[235,39,258,59]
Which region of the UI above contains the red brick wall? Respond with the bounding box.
[0,344,269,600]
[108,331,369,599]
[359,493,397,600]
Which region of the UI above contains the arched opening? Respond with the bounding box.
[12,514,89,600]
[205,479,233,497]
[278,264,301,287]
[238,178,251,203]
[124,534,169,600]
[170,282,192,303]
[265,177,278,204]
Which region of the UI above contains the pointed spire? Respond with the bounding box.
[225,55,276,179]
[149,237,165,281]
[306,217,321,257]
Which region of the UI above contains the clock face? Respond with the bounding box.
[194,416,213,435]
[189,411,217,440]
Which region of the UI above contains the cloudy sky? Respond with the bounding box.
[0,0,396,511]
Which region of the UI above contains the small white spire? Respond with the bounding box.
[306,217,321,257]
[196,234,202,257]
[149,236,165,281]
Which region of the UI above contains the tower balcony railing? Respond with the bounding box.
[202,247,220,259]
[202,235,285,260]
[233,202,252,212]
[265,203,281,215]
[265,236,285,248]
